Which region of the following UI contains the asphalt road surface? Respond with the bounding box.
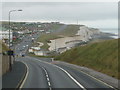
[17,56,114,89]
[14,31,115,89]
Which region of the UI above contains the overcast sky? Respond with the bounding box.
[1,2,118,28]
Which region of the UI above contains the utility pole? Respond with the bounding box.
[8,9,22,71]
[55,39,56,52]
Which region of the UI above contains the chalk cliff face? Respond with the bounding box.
[48,25,101,53]
[76,26,101,41]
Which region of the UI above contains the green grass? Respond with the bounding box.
[35,24,80,50]
[49,24,63,31]
[55,39,119,79]
[58,25,80,36]
[37,33,61,50]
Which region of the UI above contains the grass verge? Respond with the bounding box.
[55,39,119,79]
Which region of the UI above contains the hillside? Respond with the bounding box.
[55,39,119,79]
[36,24,80,50]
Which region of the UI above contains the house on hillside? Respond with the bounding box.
[0,27,13,46]
[34,50,47,56]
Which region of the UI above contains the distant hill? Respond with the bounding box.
[55,39,119,79]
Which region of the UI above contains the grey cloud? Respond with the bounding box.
[1,2,118,21]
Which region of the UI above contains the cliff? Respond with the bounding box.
[76,26,101,41]
[48,25,101,53]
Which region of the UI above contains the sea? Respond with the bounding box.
[99,28,119,39]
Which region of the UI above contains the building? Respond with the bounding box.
[34,51,46,56]
[0,26,13,46]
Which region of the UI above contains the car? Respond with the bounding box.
[22,54,25,57]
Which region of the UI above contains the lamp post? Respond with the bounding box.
[8,9,22,71]
[8,9,22,48]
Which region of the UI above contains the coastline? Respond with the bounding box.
[47,26,118,53]
[99,28,118,39]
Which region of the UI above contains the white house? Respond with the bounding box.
[31,47,41,50]
[28,48,34,53]
[34,51,46,56]
[0,30,13,42]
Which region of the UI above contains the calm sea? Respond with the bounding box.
[99,28,118,39]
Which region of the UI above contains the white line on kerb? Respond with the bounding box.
[19,61,29,89]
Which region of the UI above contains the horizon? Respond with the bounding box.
[1,2,118,29]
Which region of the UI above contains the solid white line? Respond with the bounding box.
[27,56,116,89]
[77,69,115,89]
[19,61,29,88]
[29,57,85,89]
[54,65,86,89]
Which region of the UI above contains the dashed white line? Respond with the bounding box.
[48,82,51,86]
[47,78,50,81]
[46,75,49,77]
[41,67,52,90]
[29,57,86,89]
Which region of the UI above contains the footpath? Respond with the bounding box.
[2,61,26,89]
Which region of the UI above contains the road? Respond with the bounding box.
[14,31,115,89]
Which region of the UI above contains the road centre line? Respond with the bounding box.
[28,56,116,89]
[29,57,86,90]
[41,66,52,89]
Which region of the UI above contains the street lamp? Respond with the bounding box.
[8,9,22,48]
[8,9,22,71]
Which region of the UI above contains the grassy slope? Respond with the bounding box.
[37,33,61,50]
[37,24,80,50]
[58,25,80,36]
[55,39,119,79]
[49,24,63,31]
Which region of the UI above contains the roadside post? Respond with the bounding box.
[8,9,22,71]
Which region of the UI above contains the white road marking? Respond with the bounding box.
[77,69,115,89]
[48,82,51,86]
[47,78,50,81]
[54,65,86,90]
[28,56,116,89]
[46,75,49,77]
[41,67,52,89]
[19,61,29,89]
[29,57,86,89]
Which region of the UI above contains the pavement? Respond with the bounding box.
[2,61,26,89]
